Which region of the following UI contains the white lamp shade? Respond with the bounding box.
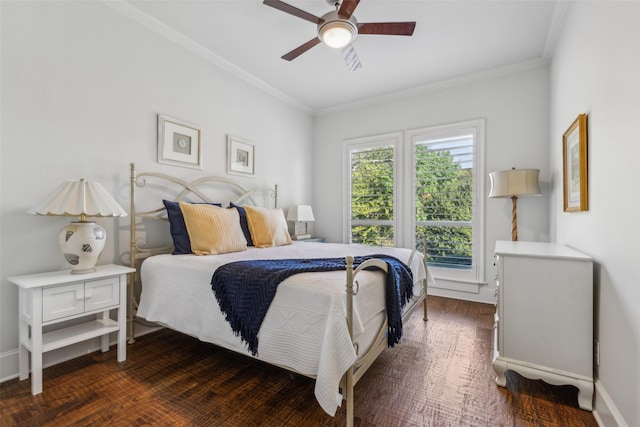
[287,205,315,222]
[28,179,128,218]
[489,169,541,198]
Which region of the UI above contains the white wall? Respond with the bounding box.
[0,1,313,379]
[550,2,640,426]
[313,66,551,302]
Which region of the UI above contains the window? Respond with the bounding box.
[407,120,485,283]
[344,120,485,285]
[344,133,402,246]
[414,135,473,268]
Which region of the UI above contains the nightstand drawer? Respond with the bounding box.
[85,278,119,312]
[43,283,84,322]
[42,278,120,322]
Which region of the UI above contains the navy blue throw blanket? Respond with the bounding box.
[211,255,413,356]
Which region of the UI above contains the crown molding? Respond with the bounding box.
[101,0,312,114]
[314,57,550,117]
[543,0,570,60]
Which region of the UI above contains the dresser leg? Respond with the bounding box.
[577,380,594,411]
[493,358,507,387]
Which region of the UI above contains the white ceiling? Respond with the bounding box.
[116,0,564,113]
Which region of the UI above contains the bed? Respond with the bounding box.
[126,163,430,426]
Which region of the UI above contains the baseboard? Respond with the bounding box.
[427,275,495,305]
[593,379,629,427]
[0,323,161,384]
[0,348,20,383]
[428,286,495,305]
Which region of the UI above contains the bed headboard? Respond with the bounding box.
[127,162,278,342]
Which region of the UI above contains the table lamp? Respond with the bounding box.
[286,205,315,240]
[28,179,128,274]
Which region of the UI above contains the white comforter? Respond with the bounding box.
[137,242,429,415]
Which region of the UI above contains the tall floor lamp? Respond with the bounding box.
[489,168,541,241]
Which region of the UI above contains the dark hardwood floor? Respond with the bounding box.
[1,296,597,426]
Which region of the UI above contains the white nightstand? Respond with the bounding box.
[8,264,135,395]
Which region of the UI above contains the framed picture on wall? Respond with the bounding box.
[227,135,255,176]
[563,113,588,212]
[157,114,202,169]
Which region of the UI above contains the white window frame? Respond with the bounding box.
[342,132,403,245]
[404,119,485,284]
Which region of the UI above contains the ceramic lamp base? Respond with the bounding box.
[58,221,106,274]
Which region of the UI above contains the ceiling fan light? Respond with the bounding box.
[318,11,358,49]
[321,23,354,48]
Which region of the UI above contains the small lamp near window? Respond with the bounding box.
[286,205,315,240]
[489,168,541,241]
[28,179,128,274]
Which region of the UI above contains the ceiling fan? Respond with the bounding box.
[263,0,416,71]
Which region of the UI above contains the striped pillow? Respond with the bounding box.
[179,202,247,255]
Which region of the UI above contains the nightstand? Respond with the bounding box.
[8,264,134,395]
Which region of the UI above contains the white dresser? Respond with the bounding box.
[493,241,594,410]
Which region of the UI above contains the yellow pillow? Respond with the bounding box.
[179,202,247,255]
[243,206,292,248]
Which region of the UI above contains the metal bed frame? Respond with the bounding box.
[126,163,427,426]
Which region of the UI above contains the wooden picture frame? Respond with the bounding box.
[157,115,202,169]
[563,114,588,212]
[227,135,255,176]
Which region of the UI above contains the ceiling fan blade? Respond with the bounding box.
[358,22,416,36]
[282,37,322,61]
[338,0,361,19]
[263,0,321,24]
[341,44,362,72]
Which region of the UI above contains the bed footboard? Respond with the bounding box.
[342,242,428,427]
